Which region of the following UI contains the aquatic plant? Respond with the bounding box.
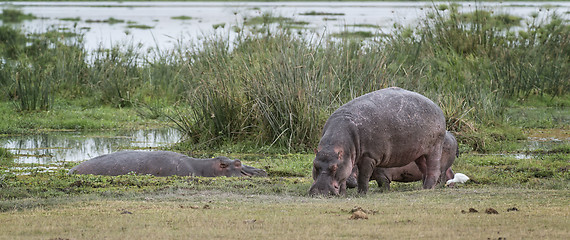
[85,17,124,24]
[331,31,376,38]
[299,11,344,16]
[0,9,36,23]
[171,15,192,20]
[126,24,153,29]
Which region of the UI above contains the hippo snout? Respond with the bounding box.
[309,178,341,196]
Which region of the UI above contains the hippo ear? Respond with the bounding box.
[234,159,242,168]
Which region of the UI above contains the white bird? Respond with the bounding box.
[445,173,469,187]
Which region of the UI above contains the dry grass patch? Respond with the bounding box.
[0,188,568,239]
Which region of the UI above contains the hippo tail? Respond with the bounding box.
[68,166,78,175]
[456,142,460,157]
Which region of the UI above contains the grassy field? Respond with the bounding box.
[1,134,568,238]
[0,188,568,239]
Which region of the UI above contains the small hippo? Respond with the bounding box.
[309,87,446,195]
[347,131,459,190]
[69,150,267,177]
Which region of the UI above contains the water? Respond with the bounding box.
[0,128,182,164]
[2,1,568,52]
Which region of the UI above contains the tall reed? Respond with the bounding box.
[0,6,567,150]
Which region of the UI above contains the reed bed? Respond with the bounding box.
[0,6,567,150]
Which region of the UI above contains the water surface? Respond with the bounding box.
[2,1,568,52]
[1,128,182,164]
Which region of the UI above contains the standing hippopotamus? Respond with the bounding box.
[346,131,459,190]
[69,150,267,177]
[309,87,446,195]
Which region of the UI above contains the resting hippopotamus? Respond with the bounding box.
[69,150,267,177]
[346,131,459,190]
[309,87,446,195]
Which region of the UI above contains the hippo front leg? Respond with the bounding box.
[356,157,374,194]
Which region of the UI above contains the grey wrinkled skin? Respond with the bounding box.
[346,131,459,190]
[309,87,446,196]
[69,151,267,177]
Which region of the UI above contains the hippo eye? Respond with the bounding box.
[234,159,242,168]
[329,164,337,172]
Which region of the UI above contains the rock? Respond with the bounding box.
[485,208,499,214]
[349,210,368,220]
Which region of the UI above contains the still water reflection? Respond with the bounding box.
[0,128,181,164]
[2,1,568,52]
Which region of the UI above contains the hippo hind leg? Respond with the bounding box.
[414,153,442,189]
[375,176,390,191]
[371,168,390,191]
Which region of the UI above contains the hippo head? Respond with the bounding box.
[212,157,267,177]
[212,157,246,177]
[309,149,353,196]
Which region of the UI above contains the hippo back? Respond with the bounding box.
[69,151,193,176]
[328,87,446,168]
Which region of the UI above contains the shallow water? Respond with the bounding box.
[0,128,182,164]
[2,1,568,52]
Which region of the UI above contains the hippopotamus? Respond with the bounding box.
[69,150,267,177]
[309,87,446,195]
[346,131,459,190]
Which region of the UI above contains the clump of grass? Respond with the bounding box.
[332,31,376,38]
[381,5,569,127]
[126,24,153,29]
[454,153,569,188]
[0,26,87,111]
[212,23,225,29]
[59,17,80,22]
[244,13,292,26]
[345,24,381,29]
[1,9,36,23]
[288,21,309,26]
[171,15,192,20]
[299,11,344,16]
[85,17,125,24]
[0,147,14,167]
[459,10,523,29]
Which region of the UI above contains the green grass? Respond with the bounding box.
[0,147,14,167]
[1,9,36,23]
[59,17,81,22]
[331,30,377,38]
[345,23,381,29]
[0,101,165,134]
[299,11,345,16]
[126,24,154,29]
[212,23,226,29]
[85,17,125,24]
[171,15,192,20]
[244,14,292,26]
[1,140,567,206]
